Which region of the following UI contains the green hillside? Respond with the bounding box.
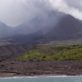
[17,44,82,62]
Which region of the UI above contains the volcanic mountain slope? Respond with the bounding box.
[0,14,82,61]
[0,10,64,38]
[44,15,82,41]
[14,10,63,35]
[0,44,34,62]
[10,15,82,44]
[0,22,12,38]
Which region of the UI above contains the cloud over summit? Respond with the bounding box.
[0,0,82,26]
[49,0,82,20]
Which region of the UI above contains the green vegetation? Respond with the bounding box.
[17,45,82,61]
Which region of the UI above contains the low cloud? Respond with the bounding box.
[0,0,51,26]
[49,0,82,20]
[0,0,82,27]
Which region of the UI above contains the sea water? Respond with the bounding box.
[0,76,81,82]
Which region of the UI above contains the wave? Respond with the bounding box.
[0,75,82,79]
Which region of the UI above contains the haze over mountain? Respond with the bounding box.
[0,0,82,26]
[0,10,64,38]
[45,15,82,41]
[14,11,64,35]
[0,11,82,45]
[9,15,82,45]
[0,0,82,44]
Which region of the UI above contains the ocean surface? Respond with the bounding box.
[0,76,82,82]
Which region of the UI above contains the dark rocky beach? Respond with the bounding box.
[0,61,82,76]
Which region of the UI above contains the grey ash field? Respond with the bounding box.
[0,40,82,76]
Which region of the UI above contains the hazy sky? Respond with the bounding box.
[0,0,82,27]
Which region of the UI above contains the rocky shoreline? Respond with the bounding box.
[0,61,82,76]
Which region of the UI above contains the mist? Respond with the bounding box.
[0,0,53,27]
[0,0,81,27]
[49,0,82,20]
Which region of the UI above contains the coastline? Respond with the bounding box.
[0,61,82,77]
[0,72,82,77]
[0,75,82,79]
